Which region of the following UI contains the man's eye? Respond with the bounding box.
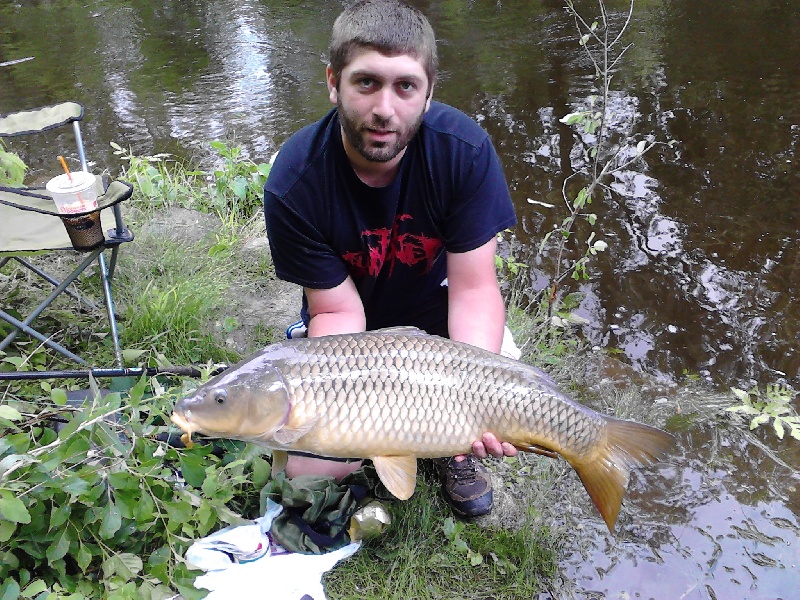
[357,78,375,89]
[398,81,415,92]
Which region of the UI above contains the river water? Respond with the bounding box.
[1,1,797,598]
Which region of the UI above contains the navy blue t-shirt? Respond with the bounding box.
[264,101,516,338]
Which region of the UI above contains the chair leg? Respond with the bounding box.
[0,249,101,352]
[11,257,90,306]
[96,251,123,368]
[0,308,89,366]
[107,246,120,280]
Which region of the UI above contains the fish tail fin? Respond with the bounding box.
[569,418,674,533]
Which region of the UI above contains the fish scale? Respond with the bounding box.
[172,327,675,531]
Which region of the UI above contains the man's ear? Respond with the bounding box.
[424,83,435,112]
[326,65,338,104]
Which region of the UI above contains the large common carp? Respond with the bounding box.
[171,327,674,531]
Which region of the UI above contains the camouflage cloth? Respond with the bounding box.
[260,463,391,554]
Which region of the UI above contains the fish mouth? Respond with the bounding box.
[170,410,195,434]
[170,411,197,449]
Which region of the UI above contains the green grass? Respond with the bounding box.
[114,232,241,366]
[325,472,558,600]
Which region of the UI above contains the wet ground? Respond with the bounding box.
[1,0,797,597]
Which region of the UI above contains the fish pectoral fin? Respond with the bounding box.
[271,450,288,477]
[272,416,319,446]
[371,455,418,500]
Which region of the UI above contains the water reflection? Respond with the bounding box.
[556,381,799,600]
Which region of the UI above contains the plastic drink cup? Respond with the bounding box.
[46,171,100,214]
[46,171,104,250]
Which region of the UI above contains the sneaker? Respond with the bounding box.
[435,456,493,517]
[285,320,308,339]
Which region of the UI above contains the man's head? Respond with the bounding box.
[329,0,438,97]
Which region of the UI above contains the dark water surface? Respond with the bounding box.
[1,1,798,598]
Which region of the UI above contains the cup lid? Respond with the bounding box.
[46,171,96,194]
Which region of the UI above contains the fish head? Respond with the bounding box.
[171,355,291,443]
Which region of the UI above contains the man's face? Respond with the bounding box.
[327,49,433,165]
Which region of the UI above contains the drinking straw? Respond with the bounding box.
[57,155,74,182]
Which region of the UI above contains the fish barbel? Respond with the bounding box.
[171,327,674,531]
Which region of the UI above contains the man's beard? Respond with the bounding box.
[337,101,426,163]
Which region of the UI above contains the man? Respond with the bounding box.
[264,0,518,517]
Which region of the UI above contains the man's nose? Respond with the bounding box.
[371,88,396,121]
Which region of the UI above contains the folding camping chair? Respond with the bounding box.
[0,102,134,368]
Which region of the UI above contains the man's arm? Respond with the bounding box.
[305,276,366,337]
[447,236,519,460]
[446,236,505,353]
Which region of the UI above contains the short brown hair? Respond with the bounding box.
[329,0,438,94]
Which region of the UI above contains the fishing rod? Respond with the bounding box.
[0,364,229,382]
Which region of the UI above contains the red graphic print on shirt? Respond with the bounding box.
[342,214,443,278]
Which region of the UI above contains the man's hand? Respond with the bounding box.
[457,432,518,460]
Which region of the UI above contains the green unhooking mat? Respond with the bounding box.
[260,464,391,554]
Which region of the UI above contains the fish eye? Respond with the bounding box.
[212,390,227,405]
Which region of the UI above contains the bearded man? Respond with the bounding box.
[264,0,519,517]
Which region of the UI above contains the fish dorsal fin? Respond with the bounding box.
[372,326,427,336]
[272,415,320,446]
[371,455,418,500]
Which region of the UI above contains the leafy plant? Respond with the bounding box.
[0,376,270,598]
[538,0,675,304]
[0,140,27,186]
[443,516,483,566]
[111,142,202,210]
[207,140,272,225]
[726,384,800,440]
[112,139,271,226]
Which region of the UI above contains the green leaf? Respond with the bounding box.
[46,528,71,562]
[50,388,68,406]
[0,579,21,600]
[122,349,149,363]
[0,516,16,543]
[179,453,208,488]
[773,419,784,440]
[0,492,31,524]
[731,387,751,403]
[115,553,143,577]
[76,542,93,573]
[20,579,48,598]
[231,177,248,200]
[99,501,122,539]
[559,112,584,126]
[49,504,71,530]
[0,405,22,421]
